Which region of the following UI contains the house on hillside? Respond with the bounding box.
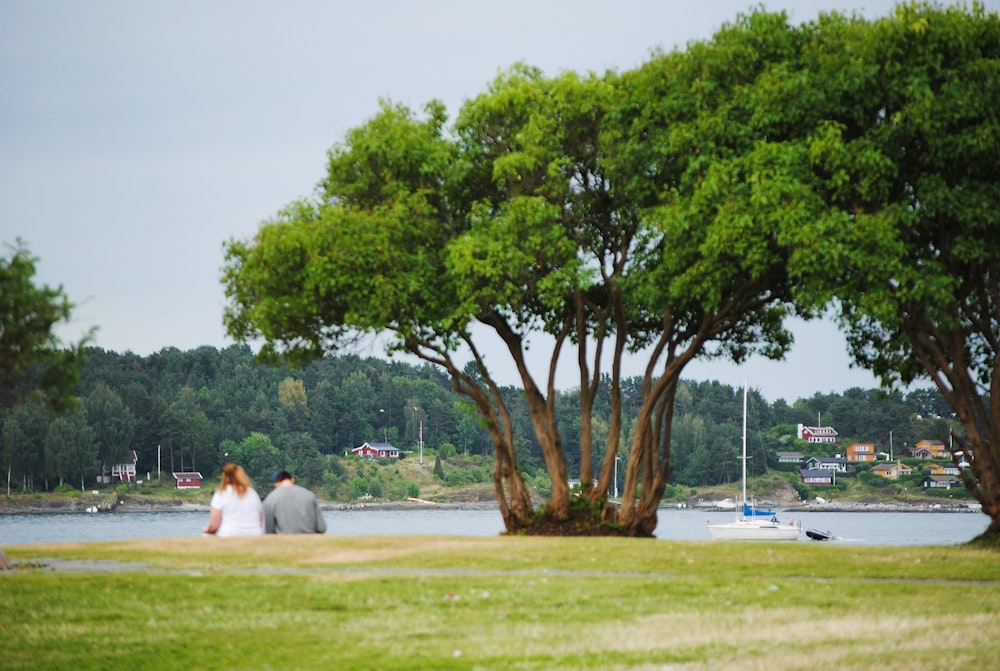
[804,456,848,473]
[914,439,949,459]
[352,441,401,460]
[799,468,833,486]
[797,423,838,444]
[923,474,962,490]
[846,443,876,463]
[173,472,203,489]
[871,462,913,480]
[97,450,138,484]
[777,451,804,464]
[929,464,961,476]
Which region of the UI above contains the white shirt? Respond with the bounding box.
[210,485,264,537]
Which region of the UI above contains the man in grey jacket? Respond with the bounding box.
[263,470,327,534]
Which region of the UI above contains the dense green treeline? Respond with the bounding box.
[0,345,957,495]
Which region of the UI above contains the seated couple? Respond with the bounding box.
[203,464,326,537]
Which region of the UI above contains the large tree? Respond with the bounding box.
[222,11,821,535]
[788,2,1000,542]
[0,241,91,411]
[85,383,136,476]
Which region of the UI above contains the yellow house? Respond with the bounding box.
[846,443,876,462]
[914,439,949,459]
[871,462,914,480]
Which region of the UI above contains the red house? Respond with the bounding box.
[352,442,401,459]
[173,472,203,489]
[797,423,838,444]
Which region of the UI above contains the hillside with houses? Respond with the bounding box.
[0,346,976,507]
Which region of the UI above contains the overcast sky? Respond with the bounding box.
[2,0,964,403]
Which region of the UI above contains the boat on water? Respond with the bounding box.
[806,528,836,541]
[707,382,801,541]
[713,497,736,511]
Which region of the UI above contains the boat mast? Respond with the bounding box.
[741,381,748,515]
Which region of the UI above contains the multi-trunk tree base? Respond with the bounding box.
[502,496,655,537]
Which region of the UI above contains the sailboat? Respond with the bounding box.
[707,382,801,541]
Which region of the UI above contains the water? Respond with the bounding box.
[0,507,989,547]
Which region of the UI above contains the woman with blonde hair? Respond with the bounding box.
[203,463,264,537]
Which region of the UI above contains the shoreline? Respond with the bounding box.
[0,497,503,515]
[785,501,982,514]
[0,498,981,515]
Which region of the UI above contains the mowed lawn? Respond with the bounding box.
[2,535,999,671]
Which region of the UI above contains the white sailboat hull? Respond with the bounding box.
[707,520,801,541]
[706,381,801,541]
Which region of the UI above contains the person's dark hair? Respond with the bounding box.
[272,469,293,483]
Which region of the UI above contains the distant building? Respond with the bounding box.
[776,451,804,464]
[923,474,962,490]
[929,464,961,476]
[846,443,876,463]
[799,468,833,486]
[804,456,849,473]
[173,472,203,489]
[98,450,139,484]
[797,423,838,444]
[914,439,949,459]
[871,462,913,480]
[352,441,401,459]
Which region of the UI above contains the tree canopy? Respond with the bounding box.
[223,3,1000,540]
[0,241,91,412]
[784,2,1000,539]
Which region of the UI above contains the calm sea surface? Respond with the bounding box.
[0,507,989,547]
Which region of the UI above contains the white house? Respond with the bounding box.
[804,456,849,473]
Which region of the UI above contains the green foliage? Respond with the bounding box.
[532,472,552,498]
[85,383,136,468]
[115,482,129,499]
[349,476,369,498]
[0,241,91,412]
[433,454,445,480]
[859,471,892,489]
[220,432,280,486]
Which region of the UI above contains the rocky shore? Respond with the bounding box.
[787,500,982,513]
[0,495,208,514]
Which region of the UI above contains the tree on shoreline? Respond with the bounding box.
[788,3,1000,543]
[222,3,999,541]
[221,15,813,536]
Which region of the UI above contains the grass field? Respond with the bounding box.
[2,536,999,670]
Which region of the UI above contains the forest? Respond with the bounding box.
[0,344,958,498]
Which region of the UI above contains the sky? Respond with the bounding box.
[1,0,967,403]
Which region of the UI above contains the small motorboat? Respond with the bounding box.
[806,528,835,541]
